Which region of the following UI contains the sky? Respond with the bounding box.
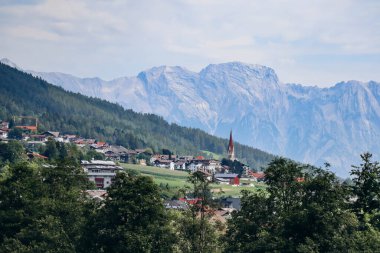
[0,0,379,87]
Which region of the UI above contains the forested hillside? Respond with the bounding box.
[0,63,275,169]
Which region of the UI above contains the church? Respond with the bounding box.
[227,130,235,161]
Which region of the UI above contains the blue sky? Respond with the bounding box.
[0,0,379,87]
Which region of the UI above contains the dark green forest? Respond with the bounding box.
[0,62,274,169]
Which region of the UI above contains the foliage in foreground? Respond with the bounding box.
[224,155,380,252]
[1,153,380,252]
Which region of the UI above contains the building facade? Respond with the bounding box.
[82,160,123,188]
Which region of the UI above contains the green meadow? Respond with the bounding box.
[122,164,265,197]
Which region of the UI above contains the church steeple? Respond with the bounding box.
[227,130,235,160]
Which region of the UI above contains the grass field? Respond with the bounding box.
[201,150,224,160]
[122,164,265,197]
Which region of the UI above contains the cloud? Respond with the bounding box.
[0,0,379,86]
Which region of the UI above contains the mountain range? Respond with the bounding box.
[2,58,379,177]
[0,61,276,169]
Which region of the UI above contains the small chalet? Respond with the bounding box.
[175,161,186,170]
[154,159,175,170]
[82,160,123,189]
[187,161,203,172]
[43,131,60,138]
[28,134,47,142]
[250,172,266,182]
[214,173,240,185]
[220,197,241,211]
[164,200,188,210]
[149,154,177,164]
[63,134,78,142]
[85,190,107,202]
[101,145,130,162]
[187,159,221,173]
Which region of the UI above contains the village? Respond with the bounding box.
[0,118,268,218]
[0,118,266,183]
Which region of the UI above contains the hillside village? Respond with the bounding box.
[0,119,266,191]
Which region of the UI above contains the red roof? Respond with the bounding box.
[28,152,48,159]
[179,198,202,205]
[251,172,265,179]
[15,125,37,131]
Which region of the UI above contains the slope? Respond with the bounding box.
[20,59,380,177]
[0,62,275,169]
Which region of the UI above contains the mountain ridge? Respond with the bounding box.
[0,61,276,170]
[2,58,379,177]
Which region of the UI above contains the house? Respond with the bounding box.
[220,197,241,211]
[200,159,220,173]
[164,200,188,210]
[0,121,9,139]
[63,134,78,142]
[0,121,9,129]
[154,159,175,170]
[92,141,108,149]
[187,161,203,172]
[178,197,203,205]
[28,134,47,142]
[74,138,96,147]
[175,161,186,170]
[214,173,240,185]
[250,172,266,182]
[0,129,8,139]
[43,131,60,138]
[85,190,107,202]
[150,154,177,164]
[54,137,64,142]
[178,156,194,161]
[220,165,230,173]
[82,160,123,189]
[26,141,46,152]
[15,125,37,132]
[102,145,130,162]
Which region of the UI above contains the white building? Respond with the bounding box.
[82,160,123,188]
[0,130,8,139]
[188,162,203,172]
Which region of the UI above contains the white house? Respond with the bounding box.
[175,161,186,170]
[188,162,203,172]
[154,159,175,170]
[82,160,123,188]
[0,130,8,139]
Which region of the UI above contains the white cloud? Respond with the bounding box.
[0,0,379,86]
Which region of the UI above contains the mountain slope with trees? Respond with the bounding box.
[18,58,380,177]
[0,62,275,169]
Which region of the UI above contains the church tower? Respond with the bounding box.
[227,130,235,161]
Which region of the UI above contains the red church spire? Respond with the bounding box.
[228,130,235,160]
